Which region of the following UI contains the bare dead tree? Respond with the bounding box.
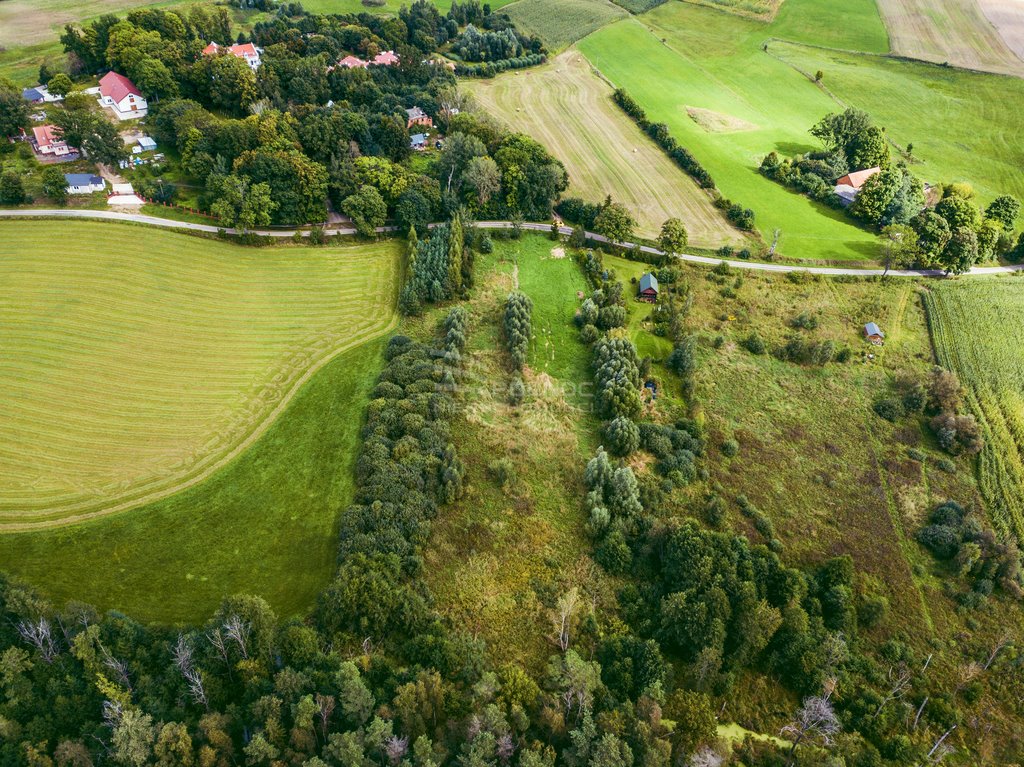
[100,644,132,691]
[983,632,1013,670]
[315,693,336,743]
[17,618,59,663]
[497,733,516,764]
[873,663,913,718]
[223,614,250,660]
[362,636,374,656]
[207,628,230,666]
[173,634,208,710]
[551,588,580,652]
[923,726,956,764]
[781,691,841,766]
[955,662,982,693]
[689,746,724,767]
[385,735,408,766]
[101,700,123,729]
[912,696,929,730]
[921,653,933,673]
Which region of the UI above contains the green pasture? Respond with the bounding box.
[0,337,387,624]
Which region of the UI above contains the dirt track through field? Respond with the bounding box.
[465,51,746,246]
[877,0,1024,76]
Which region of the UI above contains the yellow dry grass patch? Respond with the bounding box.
[686,106,759,133]
[0,220,400,528]
[681,0,783,21]
[877,0,1024,76]
[465,50,745,246]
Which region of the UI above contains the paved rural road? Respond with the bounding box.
[3,209,1024,277]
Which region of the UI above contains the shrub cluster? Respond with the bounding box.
[594,336,642,418]
[584,447,644,538]
[503,290,533,369]
[916,500,1022,604]
[774,335,840,366]
[639,421,701,488]
[576,277,627,340]
[612,89,756,231]
[736,494,781,552]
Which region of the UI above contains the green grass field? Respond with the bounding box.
[770,41,1024,204]
[465,51,746,246]
[577,0,1024,262]
[925,277,1024,546]
[503,0,627,50]
[0,337,387,623]
[0,221,400,529]
[578,2,884,262]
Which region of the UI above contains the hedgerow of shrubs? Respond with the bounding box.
[612,88,756,231]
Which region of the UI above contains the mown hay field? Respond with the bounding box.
[502,0,627,50]
[0,220,400,530]
[876,0,1024,77]
[681,0,782,20]
[465,51,746,247]
[925,278,1024,545]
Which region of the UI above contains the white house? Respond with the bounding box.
[32,124,74,156]
[98,71,147,120]
[64,173,106,194]
[202,41,262,70]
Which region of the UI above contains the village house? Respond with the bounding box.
[638,272,659,303]
[64,173,106,194]
[833,166,881,206]
[410,133,428,150]
[332,55,369,70]
[202,42,262,70]
[22,84,63,104]
[864,322,885,345]
[32,125,74,156]
[372,50,400,66]
[98,72,147,120]
[406,106,433,129]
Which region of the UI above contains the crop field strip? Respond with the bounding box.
[0,220,401,529]
[924,280,1024,545]
[502,0,627,51]
[465,51,745,246]
[876,0,1024,77]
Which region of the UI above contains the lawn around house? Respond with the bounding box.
[0,220,401,529]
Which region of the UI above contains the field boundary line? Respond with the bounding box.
[0,310,399,532]
[4,210,1024,277]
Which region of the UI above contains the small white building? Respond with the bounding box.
[202,41,262,70]
[64,173,106,194]
[98,72,148,120]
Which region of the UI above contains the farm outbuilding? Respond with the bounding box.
[864,322,884,344]
[639,272,659,302]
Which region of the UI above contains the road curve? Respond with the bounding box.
[3,209,1023,278]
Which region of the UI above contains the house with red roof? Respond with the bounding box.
[32,125,75,156]
[98,71,147,120]
[202,41,262,70]
[372,50,400,66]
[331,55,369,71]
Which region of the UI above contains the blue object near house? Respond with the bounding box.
[22,87,44,102]
[644,380,657,400]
